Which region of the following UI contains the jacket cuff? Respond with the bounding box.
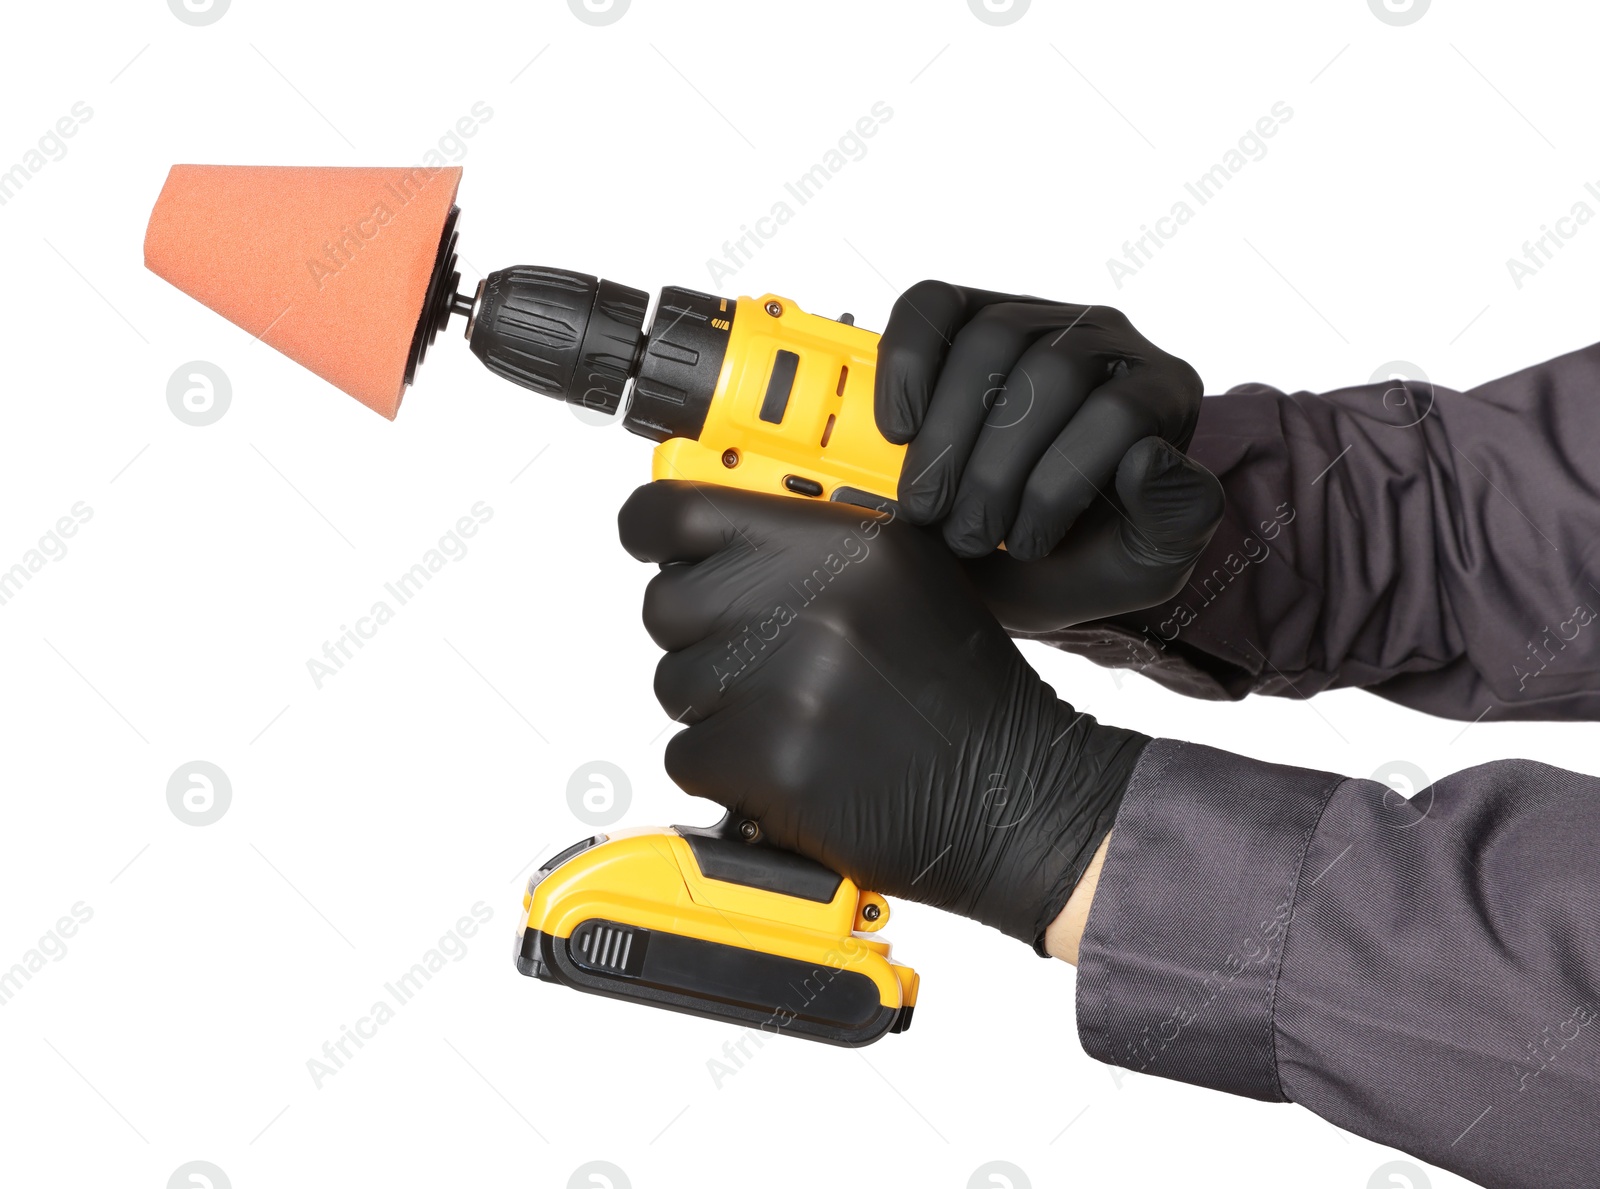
[1075,738,1345,1101]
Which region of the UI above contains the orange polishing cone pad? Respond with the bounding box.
[144,164,463,419]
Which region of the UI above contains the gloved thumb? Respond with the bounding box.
[962,437,1223,633]
[1114,436,1224,567]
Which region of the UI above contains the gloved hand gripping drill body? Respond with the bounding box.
[620,281,1225,954]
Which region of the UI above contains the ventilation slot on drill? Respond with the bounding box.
[569,920,649,977]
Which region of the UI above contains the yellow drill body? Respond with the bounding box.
[651,293,906,506]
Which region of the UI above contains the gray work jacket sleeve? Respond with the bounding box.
[1034,343,1600,721]
[1079,739,1600,1188]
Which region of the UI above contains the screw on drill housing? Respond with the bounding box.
[764,300,783,317]
[862,903,882,922]
[722,448,740,468]
[738,819,761,842]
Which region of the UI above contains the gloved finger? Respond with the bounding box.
[661,691,784,809]
[1006,371,1166,560]
[618,480,822,565]
[665,712,849,887]
[656,643,720,726]
[654,642,722,726]
[640,556,747,651]
[939,337,1106,557]
[662,727,755,831]
[899,302,1080,524]
[652,608,807,723]
[875,280,1041,444]
[1114,436,1224,566]
[874,280,969,445]
[634,490,894,647]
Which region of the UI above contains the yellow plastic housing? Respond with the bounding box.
[523,827,919,1012]
[651,294,906,504]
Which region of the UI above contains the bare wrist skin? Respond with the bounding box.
[1044,831,1112,964]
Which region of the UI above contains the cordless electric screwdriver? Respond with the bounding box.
[145,164,919,1045]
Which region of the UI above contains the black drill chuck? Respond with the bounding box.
[467,266,648,418]
[461,269,733,444]
[412,212,734,441]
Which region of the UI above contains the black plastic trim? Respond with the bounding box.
[673,821,843,903]
[759,349,800,424]
[829,486,902,518]
[518,924,906,1047]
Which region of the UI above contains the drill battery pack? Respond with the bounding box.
[515,820,918,1047]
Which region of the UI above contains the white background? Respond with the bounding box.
[1,1,1594,1186]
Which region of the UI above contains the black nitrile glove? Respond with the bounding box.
[875,281,1223,631]
[962,435,1226,633]
[618,480,1150,951]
